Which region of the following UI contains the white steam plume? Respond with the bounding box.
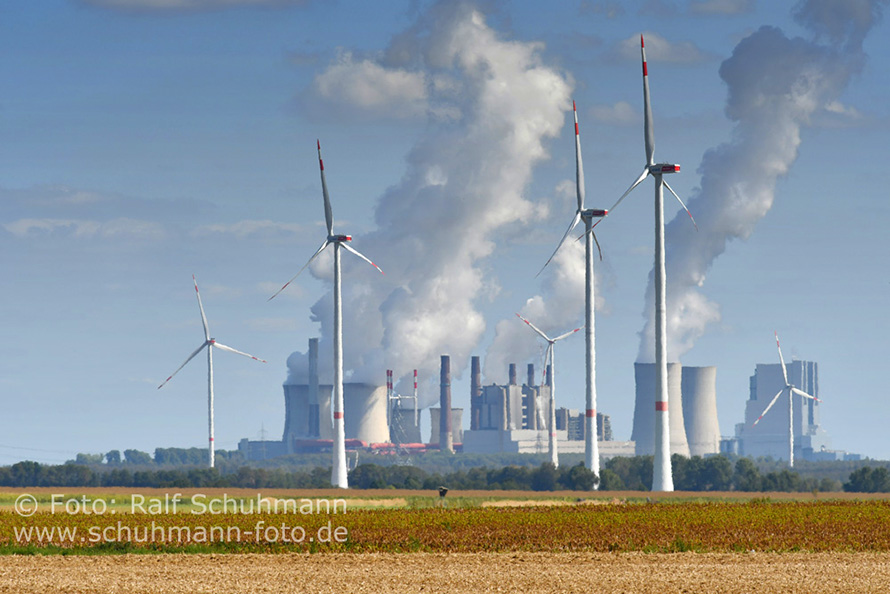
[285,1,571,405]
[637,0,885,362]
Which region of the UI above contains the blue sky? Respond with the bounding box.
[1,0,888,464]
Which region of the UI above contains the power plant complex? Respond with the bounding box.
[238,337,856,466]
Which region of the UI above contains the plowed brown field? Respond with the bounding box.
[2,552,889,593]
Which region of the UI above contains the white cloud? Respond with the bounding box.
[309,51,430,120]
[590,101,638,125]
[192,220,306,239]
[689,0,754,16]
[4,218,165,240]
[614,32,710,63]
[80,0,309,12]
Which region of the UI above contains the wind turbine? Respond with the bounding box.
[158,275,266,469]
[516,313,582,468]
[537,100,607,483]
[600,35,697,492]
[752,332,819,468]
[269,140,383,489]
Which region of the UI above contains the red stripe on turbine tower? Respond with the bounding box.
[333,412,344,420]
[655,402,668,411]
[586,409,596,417]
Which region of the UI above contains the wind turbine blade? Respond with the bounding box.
[553,325,584,342]
[573,100,585,211]
[663,179,698,231]
[192,275,210,341]
[775,331,789,385]
[752,388,786,426]
[600,167,649,221]
[641,35,655,166]
[515,313,550,341]
[212,341,267,363]
[341,242,384,274]
[791,387,819,402]
[318,140,334,236]
[268,239,331,301]
[576,227,604,261]
[158,342,208,389]
[536,211,582,278]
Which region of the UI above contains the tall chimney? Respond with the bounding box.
[440,355,453,453]
[308,337,320,437]
[470,356,481,430]
[526,363,537,430]
[509,363,517,386]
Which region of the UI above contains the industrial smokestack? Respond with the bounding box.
[681,366,720,457]
[632,363,689,457]
[526,363,537,430]
[508,363,517,386]
[440,355,453,453]
[471,356,481,431]
[308,338,320,437]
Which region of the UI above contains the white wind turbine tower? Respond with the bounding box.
[601,35,697,492]
[752,332,820,468]
[516,313,582,468]
[269,140,383,489]
[158,275,266,469]
[538,100,607,483]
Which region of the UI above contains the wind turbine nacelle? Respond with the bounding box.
[650,163,680,174]
[585,208,608,218]
[331,234,352,242]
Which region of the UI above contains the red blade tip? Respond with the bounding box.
[641,35,645,47]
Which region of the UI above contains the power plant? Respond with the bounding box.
[236,337,859,468]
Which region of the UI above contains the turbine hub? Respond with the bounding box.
[651,163,680,174]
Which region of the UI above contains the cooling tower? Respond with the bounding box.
[681,366,720,457]
[391,406,422,444]
[430,408,464,446]
[632,362,689,457]
[283,383,387,445]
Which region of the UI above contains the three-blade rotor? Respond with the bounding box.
[537,101,607,277]
[158,275,266,390]
[596,35,697,231]
[752,331,819,427]
[269,140,383,301]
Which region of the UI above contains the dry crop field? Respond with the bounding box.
[2,489,890,592]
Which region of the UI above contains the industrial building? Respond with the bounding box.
[631,363,721,458]
[462,359,632,457]
[239,341,632,462]
[728,359,857,462]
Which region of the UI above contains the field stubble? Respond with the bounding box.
[2,552,890,593]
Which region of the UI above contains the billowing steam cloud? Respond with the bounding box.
[286,1,572,403]
[638,0,884,362]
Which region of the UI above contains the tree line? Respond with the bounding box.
[3,455,888,492]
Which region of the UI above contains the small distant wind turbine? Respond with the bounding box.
[269,140,383,489]
[537,100,607,482]
[516,314,582,468]
[752,332,820,468]
[599,35,697,492]
[158,275,266,469]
